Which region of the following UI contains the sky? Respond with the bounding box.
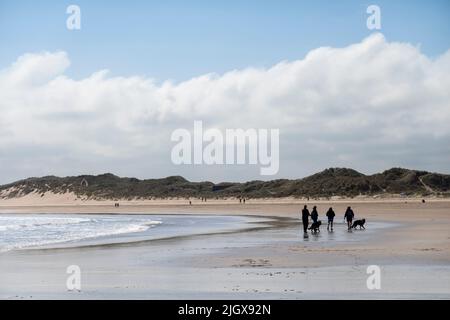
[0,0,449,183]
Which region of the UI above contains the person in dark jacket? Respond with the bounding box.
[344,206,355,230]
[311,206,319,223]
[326,207,335,231]
[301,205,310,233]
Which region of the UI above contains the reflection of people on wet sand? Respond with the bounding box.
[344,206,355,230]
[326,207,335,231]
[301,205,310,233]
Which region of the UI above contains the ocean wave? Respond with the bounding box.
[0,216,91,231]
[0,215,162,252]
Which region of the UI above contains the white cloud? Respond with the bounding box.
[1,51,70,88]
[0,33,449,183]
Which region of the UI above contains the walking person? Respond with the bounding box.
[344,206,355,230]
[301,205,310,234]
[326,207,335,231]
[311,206,319,223]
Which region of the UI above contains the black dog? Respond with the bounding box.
[351,219,366,229]
[308,220,322,233]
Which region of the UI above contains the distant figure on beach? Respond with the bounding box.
[326,207,335,231]
[239,198,242,203]
[114,203,119,208]
[344,206,355,230]
[311,206,319,223]
[301,205,310,233]
[243,198,246,204]
[189,201,192,205]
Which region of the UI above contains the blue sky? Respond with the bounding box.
[1,0,449,81]
[0,1,449,183]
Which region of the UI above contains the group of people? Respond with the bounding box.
[301,205,355,233]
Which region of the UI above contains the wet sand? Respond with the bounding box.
[0,199,449,299]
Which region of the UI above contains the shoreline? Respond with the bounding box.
[2,214,284,254]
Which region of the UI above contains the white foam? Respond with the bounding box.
[0,215,162,252]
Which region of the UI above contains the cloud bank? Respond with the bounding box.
[0,33,449,183]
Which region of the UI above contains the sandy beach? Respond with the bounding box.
[1,0,449,306]
[0,198,449,299]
